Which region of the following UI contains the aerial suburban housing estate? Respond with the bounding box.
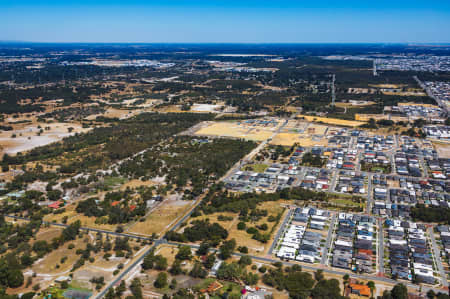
[0,42,449,299]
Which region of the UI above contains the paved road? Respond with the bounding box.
[268,208,293,254]
[366,173,373,213]
[377,218,384,274]
[428,226,448,287]
[93,240,162,299]
[329,169,338,192]
[419,154,429,178]
[321,213,336,265]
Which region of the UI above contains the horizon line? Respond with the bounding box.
[1,40,450,46]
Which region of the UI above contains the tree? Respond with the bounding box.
[154,272,168,289]
[172,288,195,299]
[154,255,168,271]
[237,222,246,230]
[105,288,116,299]
[169,259,183,275]
[391,284,408,299]
[314,269,324,282]
[47,189,62,201]
[367,281,375,298]
[130,278,143,299]
[61,220,81,242]
[189,262,207,278]
[7,269,24,288]
[242,271,259,285]
[21,293,36,299]
[216,262,242,281]
[382,283,408,299]
[176,246,192,261]
[196,241,210,256]
[116,280,126,296]
[204,253,216,269]
[238,246,248,253]
[284,271,315,298]
[170,278,177,289]
[219,239,236,260]
[311,279,344,299]
[238,255,252,266]
[32,240,50,256]
[343,273,350,291]
[426,290,436,299]
[60,281,69,289]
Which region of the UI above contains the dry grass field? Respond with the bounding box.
[335,101,376,108]
[381,90,426,96]
[86,107,146,120]
[128,198,194,236]
[44,204,117,232]
[32,238,85,275]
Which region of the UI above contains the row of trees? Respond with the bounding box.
[411,205,450,225]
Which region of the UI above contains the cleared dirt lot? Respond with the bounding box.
[297,115,365,127]
[270,133,328,147]
[0,122,90,156]
[194,121,279,141]
[434,141,450,159]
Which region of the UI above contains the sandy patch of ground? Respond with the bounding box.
[0,122,90,156]
[195,121,277,141]
[190,104,223,112]
[270,133,328,147]
[297,115,365,127]
[433,141,450,159]
[86,107,149,120]
[369,84,406,89]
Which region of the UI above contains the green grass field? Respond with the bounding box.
[243,163,269,173]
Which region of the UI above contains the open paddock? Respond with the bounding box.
[128,197,194,236]
[0,122,90,156]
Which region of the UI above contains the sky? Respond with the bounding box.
[1,0,450,43]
